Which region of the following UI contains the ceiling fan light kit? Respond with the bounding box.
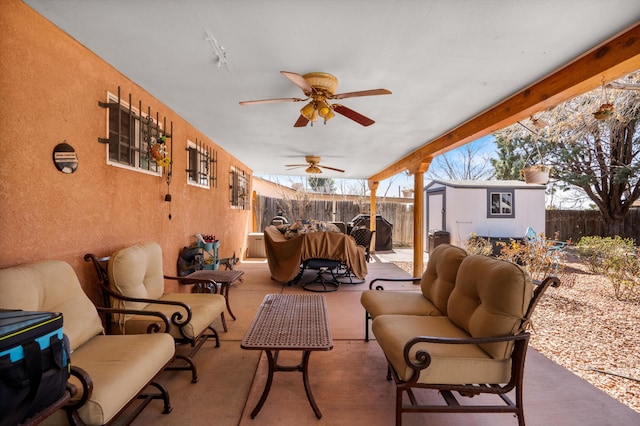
[240,71,391,127]
[285,155,345,174]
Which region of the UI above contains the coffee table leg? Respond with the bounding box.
[222,282,237,320]
[250,350,276,419]
[301,350,322,419]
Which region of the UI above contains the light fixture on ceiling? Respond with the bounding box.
[305,164,322,174]
[299,98,335,125]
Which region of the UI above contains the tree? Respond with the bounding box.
[426,141,494,181]
[494,71,640,236]
[307,176,336,193]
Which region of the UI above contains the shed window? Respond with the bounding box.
[487,189,515,218]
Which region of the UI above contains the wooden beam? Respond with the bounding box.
[413,171,424,277]
[368,22,640,183]
[368,181,379,253]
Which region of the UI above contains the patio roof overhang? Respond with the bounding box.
[368,22,640,184]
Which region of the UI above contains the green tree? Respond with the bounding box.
[307,176,336,194]
[495,71,640,236]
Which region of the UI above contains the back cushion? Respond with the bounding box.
[447,255,532,359]
[0,260,104,351]
[420,244,468,314]
[108,242,165,313]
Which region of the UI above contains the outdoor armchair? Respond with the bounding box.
[371,254,560,425]
[84,241,227,383]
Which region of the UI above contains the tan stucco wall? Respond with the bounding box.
[0,0,252,298]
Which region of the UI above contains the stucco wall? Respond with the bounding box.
[0,1,252,299]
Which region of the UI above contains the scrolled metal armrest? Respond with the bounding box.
[96,306,172,333]
[403,332,530,372]
[65,365,93,412]
[369,276,421,290]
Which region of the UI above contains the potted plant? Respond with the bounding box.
[520,123,550,184]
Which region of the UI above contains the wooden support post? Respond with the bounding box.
[368,181,379,254]
[413,172,424,276]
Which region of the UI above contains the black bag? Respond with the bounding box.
[177,246,204,277]
[0,310,70,426]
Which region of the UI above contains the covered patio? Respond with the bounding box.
[123,259,639,426]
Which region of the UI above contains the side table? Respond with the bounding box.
[184,269,244,323]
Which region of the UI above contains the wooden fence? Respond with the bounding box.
[254,194,640,246]
[254,195,415,246]
[545,209,640,243]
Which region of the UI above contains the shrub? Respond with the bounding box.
[466,233,493,256]
[575,235,635,274]
[576,236,638,301]
[496,234,566,281]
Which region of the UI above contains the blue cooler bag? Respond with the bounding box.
[0,310,70,425]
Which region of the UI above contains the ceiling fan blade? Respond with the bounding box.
[281,71,315,95]
[333,104,375,126]
[239,97,305,105]
[284,164,308,168]
[332,88,391,100]
[293,115,309,127]
[319,165,345,173]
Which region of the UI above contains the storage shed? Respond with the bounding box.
[424,180,546,251]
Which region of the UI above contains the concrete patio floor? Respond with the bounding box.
[122,253,640,426]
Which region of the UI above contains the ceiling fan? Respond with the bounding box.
[285,155,345,174]
[239,71,391,127]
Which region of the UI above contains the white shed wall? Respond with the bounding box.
[426,181,546,249]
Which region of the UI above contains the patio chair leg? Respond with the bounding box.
[365,311,370,342]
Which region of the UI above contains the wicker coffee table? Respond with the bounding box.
[241,294,333,419]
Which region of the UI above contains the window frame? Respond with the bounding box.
[186,140,212,189]
[487,188,515,218]
[230,166,249,210]
[104,92,163,177]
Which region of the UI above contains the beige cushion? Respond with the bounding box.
[0,260,104,351]
[372,315,511,384]
[109,241,225,340]
[360,244,467,320]
[447,255,532,359]
[42,333,175,426]
[360,290,442,319]
[116,293,226,340]
[420,244,468,314]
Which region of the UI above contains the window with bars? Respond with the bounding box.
[101,91,167,176]
[230,166,249,209]
[487,189,515,218]
[186,140,216,188]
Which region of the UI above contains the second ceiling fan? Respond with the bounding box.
[239,71,391,127]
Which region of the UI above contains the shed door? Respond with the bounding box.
[427,191,445,232]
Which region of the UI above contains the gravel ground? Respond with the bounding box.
[391,258,640,413]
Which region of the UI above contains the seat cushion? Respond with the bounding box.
[0,260,104,351]
[360,290,443,320]
[372,315,511,384]
[67,333,175,425]
[117,293,226,340]
[447,255,532,359]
